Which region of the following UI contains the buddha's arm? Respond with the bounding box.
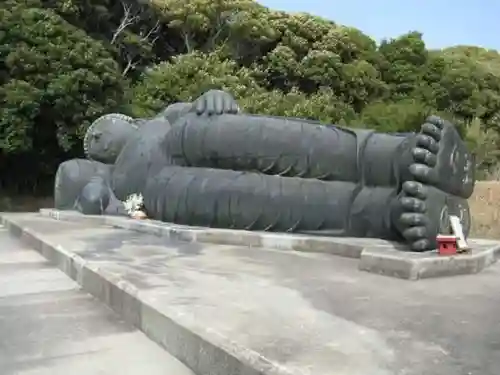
[162,112,359,181]
[54,159,113,211]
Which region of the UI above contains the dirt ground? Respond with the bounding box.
[1,182,499,239]
[469,181,500,239]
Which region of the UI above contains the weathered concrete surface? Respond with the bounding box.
[39,209,500,279]
[2,213,500,375]
[0,225,195,375]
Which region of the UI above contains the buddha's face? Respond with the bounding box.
[84,114,137,164]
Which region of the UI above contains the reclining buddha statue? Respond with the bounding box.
[54,90,475,252]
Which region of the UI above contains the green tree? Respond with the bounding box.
[131,50,357,124]
[151,0,277,60]
[0,0,125,191]
[240,87,356,124]
[4,0,500,192]
[426,51,500,124]
[355,98,432,133]
[130,50,263,116]
[43,0,168,77]
[464,117,500,174]
[378,32,428,98]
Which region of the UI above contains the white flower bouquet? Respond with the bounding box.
[123,193,147,219]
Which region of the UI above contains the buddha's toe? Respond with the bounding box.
[402,180,428,199]
[400,214,432,251]
[395,180,451,252]
[409,163,434,185]
[402,225,427,240]
[400,212,429,227]
[412,147,437,167]
[409,238,432,252]
[421,115,444,140]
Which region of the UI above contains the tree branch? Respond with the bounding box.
[122,57,138,76]
[140,20,161,42]
[182,31,193,53]
[111,1,139,44]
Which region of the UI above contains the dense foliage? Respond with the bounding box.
[2,0,500,194]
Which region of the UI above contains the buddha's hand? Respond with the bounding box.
[192,89,239,116]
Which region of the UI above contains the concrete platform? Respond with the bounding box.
[39,209,500,280]
[0,225,194,375]
[2,212,500,375]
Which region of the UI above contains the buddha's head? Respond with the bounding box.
[83,113,138,164]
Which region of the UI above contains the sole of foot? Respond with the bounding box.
[395,180,471,252]
[409,116,475,199]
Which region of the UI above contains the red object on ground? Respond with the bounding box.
[436,235,458,255]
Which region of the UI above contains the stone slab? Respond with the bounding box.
[38,209,500,280]
[3,213,500,375]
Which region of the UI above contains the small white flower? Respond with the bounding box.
[123,193,144,215]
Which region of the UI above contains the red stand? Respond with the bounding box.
[436,235,458,256]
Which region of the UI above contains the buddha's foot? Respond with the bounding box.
[396,180,471,252]
[410,116,475,198]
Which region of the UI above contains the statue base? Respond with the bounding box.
[37,208,500,280]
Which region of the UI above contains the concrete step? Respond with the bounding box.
[2,213,500,375]
[0,226,194,375]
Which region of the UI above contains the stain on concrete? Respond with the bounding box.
[79,231,205,261]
